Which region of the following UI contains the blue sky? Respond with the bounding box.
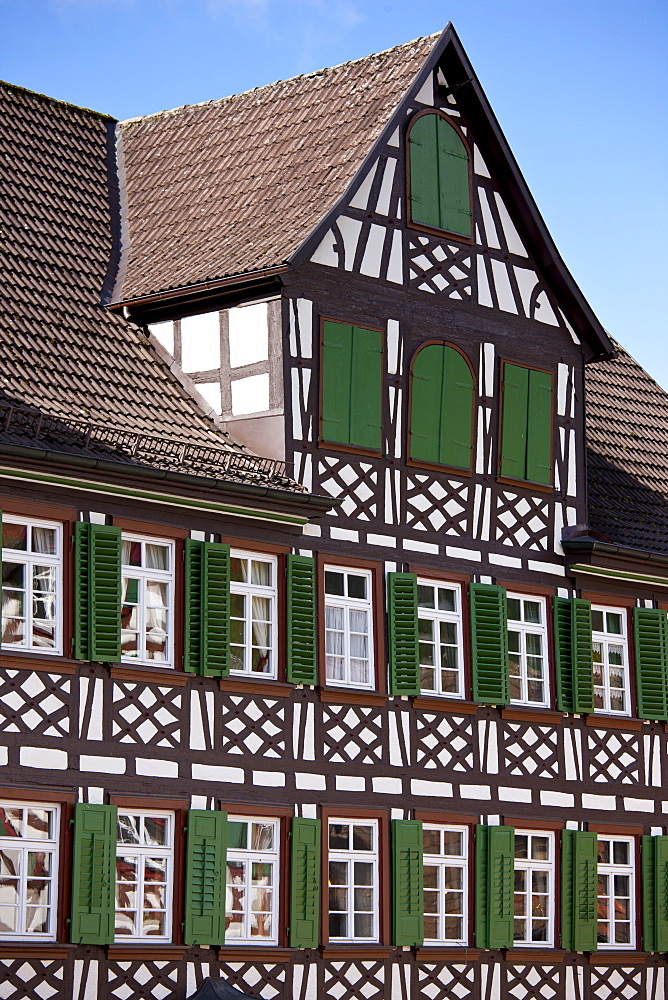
[2,0,667,388]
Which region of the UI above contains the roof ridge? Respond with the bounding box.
[120,31,440,126]
[0,78,115,121]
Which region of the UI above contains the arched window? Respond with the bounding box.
[407,111,472,237]
[409,343,475,469]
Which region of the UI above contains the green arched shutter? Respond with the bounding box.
[409,112,471,236]
[410,344,474,469]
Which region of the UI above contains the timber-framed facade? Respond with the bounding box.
[1,22,667,1000]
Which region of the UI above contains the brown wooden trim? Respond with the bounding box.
[220,678,293,698]
[0,945,73,958]
[416,946,481,960]
[110,665,189,686]
[406,458,473,477]
[414,810,476,826]
[317,441,383,459]
[320,688,387,706]
[585,715,642,732]
[221,537,290,556]
[413,697,477,714]
[112,517,189,540]
[319,946,395,958]
[501,708,563,725]
[0,497,77,520]
[587,951,646,965]
[222,802,294,818]
[588,824,643,837]
[506,949,564,962]
[584,592,636,609]
[497,476,554,494]
[503,817,565,831]
[0,786,76,803]
[110,795,189,809]
[408,565,471,585]
[107,945,189,959]
[498,580,557,598]
[217,946,293,960]
[0,653,77,674]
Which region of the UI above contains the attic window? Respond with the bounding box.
[407,110,472,238]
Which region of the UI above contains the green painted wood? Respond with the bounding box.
[409,345,473,469]
[73,521,91,660]
[573,831,598,951]
[184,809,227,945]
[474,824,514,949]
[561,830,575,950]
[184,539,203,674]
[554,597,574,712]
[470,583,509,705]
[655,835,668,952]
[321,320,354,445]
[642,836,657,952]
[73,523,121,662]
[387,573,419,696]
[201,542,230,677]
[289,817,321,948]
[572,599,594,713]
[474,824,490,949]
[408,113,441,229]
[286,554,317,685]
[634,608,668,721]
[392,819,424,946]
[70,803,116,944]
[436,115,471,236]
[500,363,529,480]
[526,369,553,485]
[350,325,383,451]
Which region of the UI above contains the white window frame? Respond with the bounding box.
[115,809,174,943]
[417,579,464,699]
[507,593,550,708]
[328,818,379,943]
[513,829,554,947]
[121,534,175,668]
[597,835,636,949]
[1,515,63,656]
[324,566,375,690]
[225,815,280,944]
[229,550,278,679]
[0,801,59,940]
[422,823,468,945]
[592,606,631,716]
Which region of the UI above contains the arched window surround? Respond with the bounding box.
[407,340,476,474]
[406,109,474,243]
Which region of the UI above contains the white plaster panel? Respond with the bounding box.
[376,157,396,216]
[541,790,573,808]
[136,757,178,778]
[415,75,434,105]
[360,223,386,278]
[478,187,501,249]
[491,258,517,313]
[473,145,491,177]
[476,255,493,307]
[310,228,338,267]
[582,792,616,810]
[386,318,400,374]
[494,192,528,256]
[349,165,376,210]
[80,755,125,774]
[192,763,244,783]
[336,775,366,792]
[372,776,403,794]
[296,772,326,790]
[446,545,482,561]
[296,297,313,358]
[513,266,539,317]
[367,533,396,548]
[337,215,363,269]
[460,784,491,799]
[411,779,453,797]
[404,538,439,554]
[499,787,532,803]
[20,746,67,769]
[253,770,285,787]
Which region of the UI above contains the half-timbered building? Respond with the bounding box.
[1,22,668,1000]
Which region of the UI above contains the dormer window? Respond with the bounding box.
[407,111,472,238]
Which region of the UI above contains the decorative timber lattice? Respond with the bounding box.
[415,712,475,771]
[106,960,182,999]
[221,695,286,758]
[317,457,379,521]
[112,682,183,748]
[415,963,477,1000]
[322,960,385,1000]
[216,961,287,999]
[0,959,66,1000]
[0,670,70,737]
[588,730,641,784]
[404,474,470,536]
[503,723,560,779]
[495,492,550,551]
[590,965,645,1000]
[407,235,473,300]
[321,704,386,765]
[505,964,562,1000]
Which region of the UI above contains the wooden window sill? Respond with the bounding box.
[587,951,645,964]
[505,948,564,962]
[407,219,474,246]
[416,946,481,960]
[0,944,72,958]
[107,944,188,959]
[586,715,643,732]
[0,653,77,674]
[216,946,292,960]
[110,665,189,686]
[497,476,553,494]
[220,677,293,698]
[319,688,387,706]
[502,708,563,725]
[413,697,478,714]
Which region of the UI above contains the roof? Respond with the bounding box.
[0,81,301,493]
[585,345,668,554]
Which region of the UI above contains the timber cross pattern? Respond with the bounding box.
[317,457,380,522]
[111,681,183,748]
[404,474,470,537]
[0,669,70,737]
[502,722,560,780]
[321,704,387,765]
[414,712,476,771]
[220,695,286,758]
[407,235,473,299]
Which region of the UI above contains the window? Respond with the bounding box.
[328,819,378,942]
[513,831,554,946]
[321,320,383,451]
[423,824,467,944]
[2,516,62,654]
[121,535,174,666]
[0,802,59,939]
[407,111,471,237]
[417,580,464,697]
[230,551,277,677]
[409,344,474,470]
[499,363,553,485]
[115,811,173,941]
[597,836,635,948]
[592,607,630,715]
[324,567,374,688]
[225,816,279,943]
[507,594,549,707]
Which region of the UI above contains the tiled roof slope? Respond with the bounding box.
[115,35,437,302]
[0,82,299,491]
[585,345,668,554]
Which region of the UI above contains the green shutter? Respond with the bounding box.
[643,835,668,952]
[409,113,441,229]
[441,348,474,469]
[322,320,353,445]
[500,363,529,481]
[410,344,443,465]
[470,583,508,705]
[634,608,668,721]
[436,115,471,236]
[289,817,321,948]
[392,819,424,946]
[70,803,116,944]
[287,554,317,685]
[184,540,230,676]
[526,369,553,485]
[321,321,382,450]
[562,830,597,952]
[409,345,473,470]
[73,522,121,662]
[387,573,419,696]
[572,599,594,713]
[554,597,575,712]
[475,824,514,949]
[184,809,227,946]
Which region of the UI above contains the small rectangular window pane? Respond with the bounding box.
[329,825,349,850]
[591,610,604,631]
[418,586,435,609]
[2,523,27,551]
[347,574,367,600]
[325,571,345,596]
[352,825,373,851]
[507,598,521,621]
[227,822,248,850]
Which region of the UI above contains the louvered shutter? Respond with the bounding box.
[475,824,514,949]
[436,115,471,236]
[287,554,317,685]
[526,369,553,485]
[572,599,594,713]
[392,819,424,946]
[184,809,227,946]
[388,573,419,696]
[321,321,353,445]
[554,597,575,712]
[500,364,529,481]
[408,113,441,229]
[289,817,321,948]
[642,835,668,952]
[634,608,668,721]
[184,540,230,676]
[184,539,204,673]
[70,803,116,944]
[350,326,383,451]
[73,522,121,661]
[470,583,508,705]
[562,830,597,952]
